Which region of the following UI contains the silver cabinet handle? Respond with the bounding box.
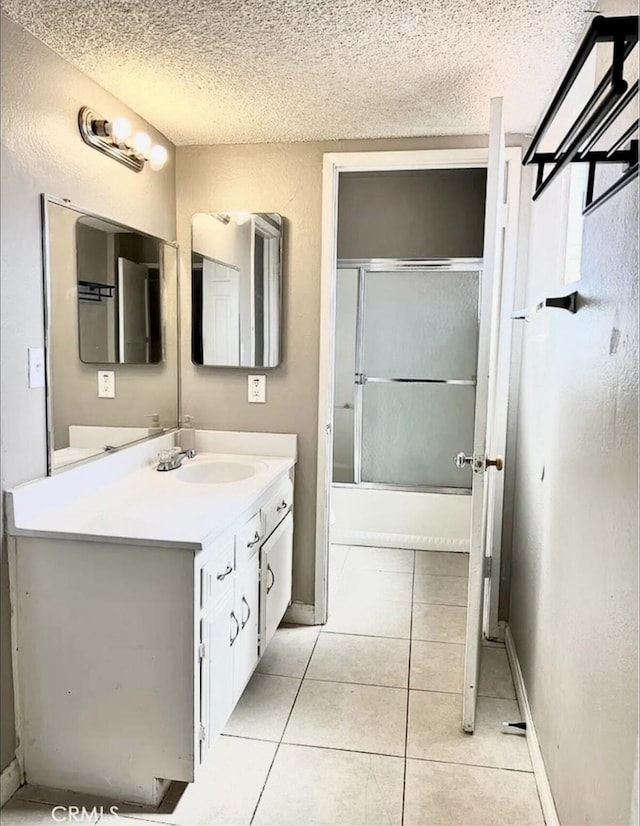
[455,452,474,469]
[247,531,262,548]
[229,611,240,646]
[216,564,233,581]
[276,500,288,513]
[266,563,275,595]
[241,595,251,628]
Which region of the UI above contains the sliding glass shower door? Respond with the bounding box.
[333,261,481,492]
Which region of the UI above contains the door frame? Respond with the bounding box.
[314,146,521,627]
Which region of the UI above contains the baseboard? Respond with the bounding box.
[284,602,316,626]
[1,757,22,808]
[505,625,559,826]
[330,529,469,552]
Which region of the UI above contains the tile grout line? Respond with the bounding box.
[401,550,416,826]
[248,627,322,825]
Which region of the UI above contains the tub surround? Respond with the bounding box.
[331,486,471,552]
[6,430,297,805]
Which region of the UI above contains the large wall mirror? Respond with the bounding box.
[191,212,283,367]
[44,196,179,474]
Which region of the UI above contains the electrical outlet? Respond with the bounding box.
[98,370,115,399]
[248,375,266,404]
[28,348,45,389]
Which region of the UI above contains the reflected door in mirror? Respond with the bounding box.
[191,212,283,368]
[76,217,162,365]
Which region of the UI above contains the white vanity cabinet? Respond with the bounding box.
[197,511,264,764]
[9,456,296,807]
[197,488,293,765]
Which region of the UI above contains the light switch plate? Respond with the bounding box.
[28,347,45,389]
[98,370,115,398]
[248,375,266,403]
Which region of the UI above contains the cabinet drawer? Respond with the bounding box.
[235,511,262,567]
[200,537,235,611]
[262,477,293,541]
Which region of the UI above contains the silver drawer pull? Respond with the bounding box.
[229,611,240,646]
[267,563,275,595]
[216,564,233,581]
[241,595,251,628]
[247,531,262,548]
[276,500,288,513]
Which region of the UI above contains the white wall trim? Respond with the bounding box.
[505,624,560,826]
[331,530,469,552]
[284,602,316,626]
[0,758,22,808]
[6,535,25,800]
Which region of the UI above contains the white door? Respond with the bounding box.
[199,588,235,761]
[459,98,507,733]
[234,552,260,699]
[202,259,240,365]
[260,512,294,651]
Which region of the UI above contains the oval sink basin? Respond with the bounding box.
[177,460,267,485]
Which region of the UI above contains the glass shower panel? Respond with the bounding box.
[361,382,475,488]
[332,268,359,483]
[362,271,479,379]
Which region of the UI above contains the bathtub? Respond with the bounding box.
[330,485,471,552]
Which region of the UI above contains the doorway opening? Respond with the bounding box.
[315,124,522,732]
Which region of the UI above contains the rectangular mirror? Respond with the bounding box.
[44,196,179,474]
[191,212,283,367]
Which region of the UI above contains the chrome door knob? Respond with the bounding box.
[455,452,473,469]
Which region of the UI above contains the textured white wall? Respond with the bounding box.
[0,15,176,772]
[508,135,638,826]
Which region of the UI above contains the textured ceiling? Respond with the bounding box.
[1,0,596,145]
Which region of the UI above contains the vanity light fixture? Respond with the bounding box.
[78,106,168,173]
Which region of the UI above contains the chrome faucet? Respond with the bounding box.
[156,448,196,472]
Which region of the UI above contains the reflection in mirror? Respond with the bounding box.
[76,217,163,364]
[191,212,283,367]
[44,197,179,474]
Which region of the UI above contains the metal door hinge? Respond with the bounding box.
[198,643,206,660]
[483,556,492,578]
[199,723,206,742]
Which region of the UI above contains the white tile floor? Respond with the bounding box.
[2,546,545,825]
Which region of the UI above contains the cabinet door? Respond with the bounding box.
[234,552,260,700]
[199,588,237,763]
[260,512,294,652]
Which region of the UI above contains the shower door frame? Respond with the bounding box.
[334,257,483,495]
[315,145,522,635]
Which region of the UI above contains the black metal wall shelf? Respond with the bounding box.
[78,281,116,302]
[523,15,638,216]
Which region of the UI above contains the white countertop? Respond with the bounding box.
[8,438,296,550]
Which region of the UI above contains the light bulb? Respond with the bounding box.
[149,144,168,171]
[110,116,132,142]
[132,131,152,156]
